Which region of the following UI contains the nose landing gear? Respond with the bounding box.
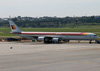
[95,40,100,44]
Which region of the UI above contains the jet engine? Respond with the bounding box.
[52,38,60,43]
[37,37,44,42]
[38,37,61,43]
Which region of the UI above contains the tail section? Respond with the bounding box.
[8,20,22,33]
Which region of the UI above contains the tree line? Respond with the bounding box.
[0,16,100,28]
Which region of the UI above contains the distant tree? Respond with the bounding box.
[0,16,100,28]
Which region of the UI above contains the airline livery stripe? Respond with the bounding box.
[17,32,89,36]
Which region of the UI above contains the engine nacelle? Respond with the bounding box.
[52,38,60,43]
[38,37,60,43]
[38,37,44,42]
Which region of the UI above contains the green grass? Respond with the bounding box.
[0,33,15,36]
[22,28,100,32]
[0,28,100,36]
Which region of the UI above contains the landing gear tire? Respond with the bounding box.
[63,40,70,42]
[95,40,100,44]
[89,40,92,44]
[44,37,52,44]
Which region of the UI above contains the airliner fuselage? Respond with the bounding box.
[12,32,99,43]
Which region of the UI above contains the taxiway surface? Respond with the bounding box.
[0,42,100,71]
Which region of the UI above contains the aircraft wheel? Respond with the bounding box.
[95,40,100,44]
[44,37,52,44]
[89,40,92,44]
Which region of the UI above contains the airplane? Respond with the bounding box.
[8,19,100,44]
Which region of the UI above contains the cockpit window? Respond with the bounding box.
[94,35,97,36]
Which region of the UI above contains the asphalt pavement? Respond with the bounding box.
[0,42,100,71]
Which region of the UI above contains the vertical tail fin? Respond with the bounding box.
[8,20,22,33]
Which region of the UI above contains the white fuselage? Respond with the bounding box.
[14,32,99,40]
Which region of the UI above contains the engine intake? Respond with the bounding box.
[52,38,60,43]
[38,37,44,42]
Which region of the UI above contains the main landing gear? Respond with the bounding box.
[89,40,92,44]
[89,40,100,44]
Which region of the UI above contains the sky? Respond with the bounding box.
[0,0,100,18]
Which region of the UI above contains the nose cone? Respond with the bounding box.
[88,33,99,39]
[93,34,99,39]
[96,36,99,39]
[96,37,100,40]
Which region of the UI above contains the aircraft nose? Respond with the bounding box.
[95,36,99,39]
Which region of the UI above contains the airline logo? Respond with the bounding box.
[11,25,16,30]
